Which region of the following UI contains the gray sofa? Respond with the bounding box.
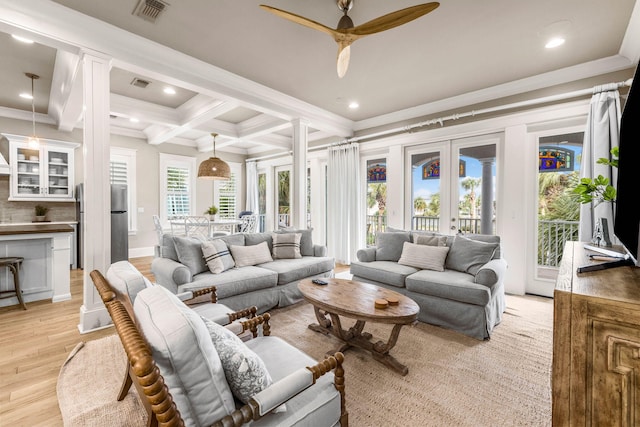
[350,230,507,340]
[152,229,334,313]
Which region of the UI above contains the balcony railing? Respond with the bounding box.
[366,215,579,268]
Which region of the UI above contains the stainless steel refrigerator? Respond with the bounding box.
[76,183,129,268]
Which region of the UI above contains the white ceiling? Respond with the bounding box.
[0,0,638,156]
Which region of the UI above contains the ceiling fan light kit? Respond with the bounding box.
[260,1,439,78]
[198,133,231,180]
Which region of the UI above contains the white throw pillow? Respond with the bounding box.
[229,241,274,267]
[202,239,235,274]
[271,232,302,259]
[398,242,450,271]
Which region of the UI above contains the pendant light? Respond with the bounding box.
[198,133,230,179]
[26,72,40,149]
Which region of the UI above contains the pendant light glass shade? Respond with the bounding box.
[26,73,40,148]
[198,133,231,180]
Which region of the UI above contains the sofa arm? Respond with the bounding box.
[474,258,508,287]
[151,257,192,294]
[313,244,327,257]
[356,247,376,262]
[213,352,346,426]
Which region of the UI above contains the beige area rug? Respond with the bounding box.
[57,294,553,427]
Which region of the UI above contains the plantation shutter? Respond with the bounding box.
[109,160,128,186]
[218,172,237,219]
[166,166,191,217]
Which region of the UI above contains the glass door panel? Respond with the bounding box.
[47,149,69,196]
[409,148,446,233]
[276,167,291,228]
[366,158,387,245]
[16,147,40,196]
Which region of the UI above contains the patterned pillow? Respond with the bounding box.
[398,242,450,272]
[272,233,302,259]
[201,239,235,274]
[274,228,314,256]
[229,241,274,267]
[201,316,273,403]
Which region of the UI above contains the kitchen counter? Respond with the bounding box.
[0,225,73,307]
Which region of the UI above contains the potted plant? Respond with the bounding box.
[204,205,218,221]
[34,204,49,222]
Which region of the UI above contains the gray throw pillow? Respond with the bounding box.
[272,233,302,259]
[445,235,499,275]
[375,231,411,261]
[172,235,208,275]
[202,239,235,274]
[466,234,501,258]
[200,316,273,404]
[275,228,313,256]
[230,241,274,267]
[414,234,447,246]
[245,232,273,252]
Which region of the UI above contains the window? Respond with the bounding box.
[159,153,196,224]
[214,162,241,219]
[110,147,137,233]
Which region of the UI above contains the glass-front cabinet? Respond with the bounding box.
[7,135,79,201]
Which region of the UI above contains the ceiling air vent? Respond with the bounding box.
[133,0,169,23]
[130,77,151,89]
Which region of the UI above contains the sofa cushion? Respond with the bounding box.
[350,260,417,288]
[414,234,447,246]
[275,228,314,256]
[230,242,274,267]
[202,239,235,274]
[405,269,492,306]
[271,233,302,259]
[160,234,179,261]
[106,260,153,304]
[375,231,411,261]
[172,235,208,275]
[186,266,278,299]
[214,233,246,248]
[260,256,335,285]
[201,316,273,404]
[245,232,273,252]
[398,242,449,272]
[246,337,341,427]
[134,286,235,426]
[445,235,499,275]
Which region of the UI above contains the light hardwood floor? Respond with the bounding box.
[0,258,348,426]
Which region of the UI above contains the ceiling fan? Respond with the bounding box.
[260,1,440,78]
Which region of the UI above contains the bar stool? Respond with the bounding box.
[0,257,27,310]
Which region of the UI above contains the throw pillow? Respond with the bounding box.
[230,241,273,267]
[414,234,447,247]
[201,316,273,404]
[274,228,314,256]
[201,239,235,274]
[375,231,411,261]
[271,232,302,259]
[172,235,208,275]
[445,235,499,275]
[398,242,450,271]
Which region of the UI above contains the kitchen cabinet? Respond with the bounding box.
[6,134,79,201]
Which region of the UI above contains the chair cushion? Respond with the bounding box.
[398,242,449,272]
[350,260,416,288]
[375,231,411,261]
[202,239,235,274]
[445,235,499,275]
[133,286,235,426]
[186,266,278,299]
[274,228,314,256]
[106,260,152,303]
[172,235,208,275]
[230,241,274,267]
[271,233,302,259]
[259,257,335,285]
[201,316,273,404]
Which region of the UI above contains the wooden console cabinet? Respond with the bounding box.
[553,241,640,426]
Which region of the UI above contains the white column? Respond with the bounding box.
[78,50,113,333]
[480,158,494,235]
[291,119,309,229]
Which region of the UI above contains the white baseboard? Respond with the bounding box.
[129,246,154,258]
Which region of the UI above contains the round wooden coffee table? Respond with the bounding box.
[298,278,419,375]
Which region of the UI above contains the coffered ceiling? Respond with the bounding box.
[0,0,638,156]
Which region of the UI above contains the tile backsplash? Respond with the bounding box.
[0,176,77,223]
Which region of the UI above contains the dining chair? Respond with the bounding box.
[238,214,258,233]
[168,215,187,235]
[185,216,211,239]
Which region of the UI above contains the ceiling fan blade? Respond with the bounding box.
[260,5,339,38]
[348,2,440,37]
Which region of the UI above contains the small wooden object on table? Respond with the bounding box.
[298,278,419,375]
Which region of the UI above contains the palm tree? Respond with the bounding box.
[460,177,481,218]
[414,196,427,215]
[367,183,387,233]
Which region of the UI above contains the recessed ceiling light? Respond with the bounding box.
[19,93,33,100]
[163,87,176,95]
[12,34,34,44]
[348,101,359,109]
[545,37,565,49]
[129,117,140,123]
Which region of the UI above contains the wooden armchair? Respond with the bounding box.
[91,269,348,427]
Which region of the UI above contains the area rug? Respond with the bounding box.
[57,294,553,427]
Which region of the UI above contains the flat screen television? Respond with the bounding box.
[613,63,640,266]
